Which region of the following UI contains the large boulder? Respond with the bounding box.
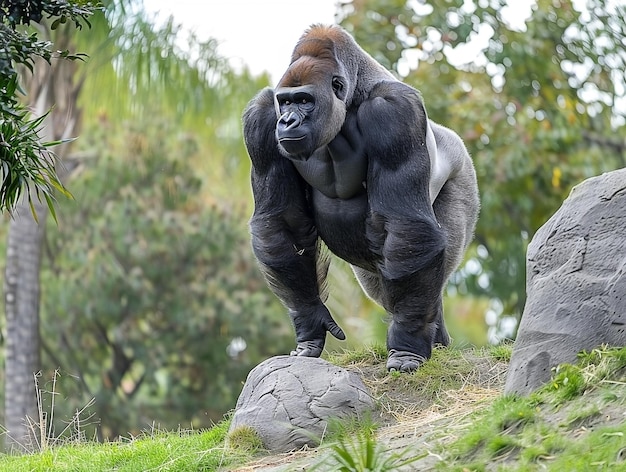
[229,355,374,452]
[505,169,626,395]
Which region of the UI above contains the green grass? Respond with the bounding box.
[312,429,428,472]
[226,425,264,453]
[327,343,388,366]
[0,421,248,471]
[486,340,514,363]
[438,345,626,472]
[310,414,427,472]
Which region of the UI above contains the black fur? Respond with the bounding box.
[243,25,478,371]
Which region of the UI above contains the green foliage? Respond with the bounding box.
[313,427,426,472]
[339,0,626,333]
[0,1,92,78]
[578,344,626,375]
[74,2,270,202]
[37,117,293,440]
[0,0,94,28]
[1,0,95,216]
[542,345,626,404]
[0,96,71,222]
[546,364,587,401]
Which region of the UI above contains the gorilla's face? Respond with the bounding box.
[274,56,348,161]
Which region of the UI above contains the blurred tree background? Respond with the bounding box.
[1,0,625,446]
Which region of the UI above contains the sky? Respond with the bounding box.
[144,1,626,88]
[145,0,338,84]
[144,0,541,84]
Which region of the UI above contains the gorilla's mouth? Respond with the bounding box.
[278,136,310,160]
[279,135,307,152]
[278,135,306,142]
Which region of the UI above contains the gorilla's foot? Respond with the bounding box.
[290,339,324,357]
[386,349,427,372]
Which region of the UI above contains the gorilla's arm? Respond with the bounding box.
[243,88,345,357]
[358,81,447,369]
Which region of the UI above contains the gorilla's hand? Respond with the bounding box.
[289,304,345,357]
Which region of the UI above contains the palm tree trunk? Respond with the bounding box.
[3,202,47,451]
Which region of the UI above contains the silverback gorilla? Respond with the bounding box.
[243,25,479,372]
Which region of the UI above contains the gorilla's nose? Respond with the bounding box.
[279,111,301,130]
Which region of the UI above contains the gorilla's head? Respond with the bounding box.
[273,27,353,160]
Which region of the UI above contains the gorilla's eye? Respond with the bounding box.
[332,76,346,99]
[294,92,315,109]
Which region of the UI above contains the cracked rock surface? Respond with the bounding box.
[505,169,626,395]
[229,355,374,453]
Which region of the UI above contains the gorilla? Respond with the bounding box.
[243,24,479,372]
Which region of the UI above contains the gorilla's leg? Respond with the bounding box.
[354,264,449,369]
[355,265,449,345]
[381,252,446,371]
[385,176,476,370]
[432,307,451,346]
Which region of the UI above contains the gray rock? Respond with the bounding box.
[229,355,374,453]
[505,169,626,395]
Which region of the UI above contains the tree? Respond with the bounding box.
[2,0,96,451]
[339,0,626,339]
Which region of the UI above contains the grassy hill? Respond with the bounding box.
[1,344,624,471]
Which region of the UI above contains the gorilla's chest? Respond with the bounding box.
[291,139,375,268]
[310,190,376,270]
[291,143,367,200]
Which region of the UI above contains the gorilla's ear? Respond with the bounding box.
[332,76,347,101]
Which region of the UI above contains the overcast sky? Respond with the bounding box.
[143,1,552,83]
[145,0,338,83]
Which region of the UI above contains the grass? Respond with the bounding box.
[438,345,626,472]
[312,429,427,471]
[331,342,509,404]
[327,343,388,366]
[0,422,246,471]
[226,425,264,453]
[1,344,624,471]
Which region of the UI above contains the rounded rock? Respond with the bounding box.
[229,355,374,452]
